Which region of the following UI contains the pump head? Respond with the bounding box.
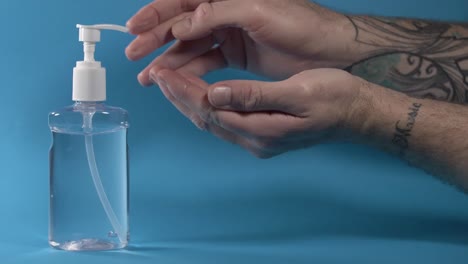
[73,24,128,102]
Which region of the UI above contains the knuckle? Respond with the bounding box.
[147,4,161,25]
[301,79,324,98]
[251,0,268,14]
[148,29,162,46]
[244,0,267,31]
[240,85,263,111]
[290,73,314,97]
[314,81,327,96]
[298,82,311,97]
[194,2,213,21]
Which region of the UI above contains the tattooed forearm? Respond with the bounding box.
[346,16,468,103]
[392,102,422,155]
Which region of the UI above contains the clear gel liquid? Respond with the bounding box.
[49,129,129,251]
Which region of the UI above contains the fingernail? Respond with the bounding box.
[210,87,232,107]
[137,72,148,86]
[126,20,137,32]
[173,18,192,35]
[130,41,145,58]
[126,46,140,60]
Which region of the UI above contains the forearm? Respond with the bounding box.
[350,79,468,190]
[342,15,468,104]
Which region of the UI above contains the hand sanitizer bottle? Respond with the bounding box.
[48,24,129,251]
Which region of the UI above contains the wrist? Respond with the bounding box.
[304,12,379,69]
[344,77,435,160]
[343,78,413,142]
[340,77,373,140]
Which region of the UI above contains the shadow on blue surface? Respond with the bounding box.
[134,191,468,247]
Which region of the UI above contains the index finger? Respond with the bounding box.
[127,0,211,34]
[156,69,214,122]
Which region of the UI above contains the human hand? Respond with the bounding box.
[151,68,364,158]
[126,0,359,86]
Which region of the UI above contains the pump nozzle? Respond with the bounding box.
[76,24,128,63]
[73,24,128,102]
[77,24,129,43]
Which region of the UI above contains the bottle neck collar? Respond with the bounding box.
[74,101,105,105]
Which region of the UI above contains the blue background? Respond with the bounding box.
[1,0,468,263]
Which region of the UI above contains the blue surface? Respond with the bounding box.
[1,0,468,263]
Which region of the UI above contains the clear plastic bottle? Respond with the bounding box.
[49,101,129,251]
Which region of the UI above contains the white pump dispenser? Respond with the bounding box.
[73,24,129,102]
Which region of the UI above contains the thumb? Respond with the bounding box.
[208,80,295,113]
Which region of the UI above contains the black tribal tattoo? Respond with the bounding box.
[346,16,468,103]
